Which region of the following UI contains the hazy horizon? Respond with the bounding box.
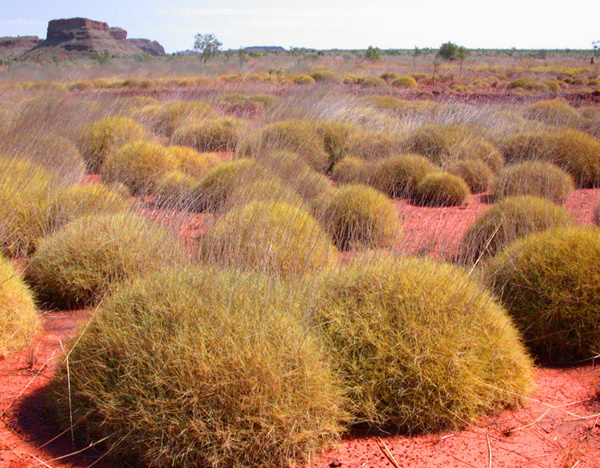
[1,0,599,54]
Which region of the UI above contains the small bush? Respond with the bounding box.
[331,157,372,185]
[143,101,216,137]
[191,158,269,213]
[445,159,495,193]
[371,153,439,198]
[0,255,40,358]
[0,158,52,257]
[524,99,583,128]
[311,254,534,432]
[101,141,178,195]
[347,130,404,161]
[413,171,470,207]
[168,146,221,178]
[321,184,400,251]
[27,213,185,309]
[171,117,244,152]
[500,130,600,188]
[461,195,573,263]
[391,75,419,88]
[49,268,345,468]
[241,120,329,173]
[198,200,337,276]
[154,171,197,209]
[78,117,147,173]
[46,184,129,231]
[315,120,357,169]
[487,226,600,362]
[493,161,574,204]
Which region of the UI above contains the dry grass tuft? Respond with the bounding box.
[413,171,471,207]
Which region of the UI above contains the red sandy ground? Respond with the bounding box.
[1,188,600,468]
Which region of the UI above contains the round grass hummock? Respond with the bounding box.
[321,184,400,251]
[371,154,439,199]
[486,226,600,362]
[198,200,336,276]
[460,195,573,263]
[1,255,40,358]
[27,213,186,309]
[49,268,345,468]
[493,161,574,204]
[311,254,534,432]
[413,171,471,207]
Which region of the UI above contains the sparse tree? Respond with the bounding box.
[365,46,382,61]
[437,41,461,61]
[193,33,223,65]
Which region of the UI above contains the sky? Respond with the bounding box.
[1,0,599,54]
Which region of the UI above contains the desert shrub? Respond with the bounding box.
[225,178,306,211]
[391,75,419,88]
[359,76,388,88]
[153,171,197,209]
[487,226,600,362]
[289,74,316,85]
[449,138,505,174]
[46,184,129,231]
[78,117,148,173]
[380,71,401,82]
[508,77,548,92]
[445,159,495,193]
[331,157,372,184]
[0,134,86,185]
[49,268,345,468]
[346,130,404,161]
[493,161,574,204]
[413,171,470,207]
[311,254,533,432]
[0,158,52,257]
[27,213,185,309]
[0,255,40,358]
[241,120,329,173]
[321,184,400,250]
[371,153,439,198]
[310,70,341,83]
[460,195,573,263]
[315,120,357,169]
[171,117,244,152]
[101,141,178,195]
[524,99,583,128]
[168,146,221,178]
[142,101,216,137]
[500,130,600,187]
[190,158,268,212]
[198,201,336,276]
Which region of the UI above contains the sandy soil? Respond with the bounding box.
[1,188,599,468]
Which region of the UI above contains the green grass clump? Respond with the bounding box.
[78,117,148,173]
[486,226,600,362]
[0,158,52,257]
[371,154,439,198]
[241,120,329,173]
[311,254,534,432]
[198,200,336,276]
[49,268,345,468]
[101,141,178,195]
[331,157,372,185]
[493,161,574,204]
[27,213,185,309]
[46,184,129,231]
[523,99,583,128]
[461,195,573,263]
[190,158,267,212]
[501,130,600,188]
[445,159,495,194]
[168,146,221,178]
[1,255,40,358]
[154,171,197,209]
[391,75,419,88]
[171,117,244,152]
[413,171,470,207]
[347,130,404,161]
[321,184,400,250]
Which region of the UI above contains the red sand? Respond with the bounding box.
[1,188,600,468]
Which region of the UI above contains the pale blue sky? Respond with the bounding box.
[1,0,598,53]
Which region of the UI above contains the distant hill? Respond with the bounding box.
[0,17,165,60]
